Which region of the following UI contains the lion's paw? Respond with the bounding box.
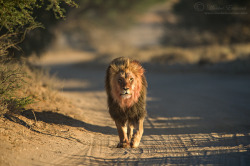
[117,142,130,148]
[130,133,142,148]
[131,141,140,148]
[130,138,141,148]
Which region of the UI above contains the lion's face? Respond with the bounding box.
[108,59,144,108]
[115,69,136,99]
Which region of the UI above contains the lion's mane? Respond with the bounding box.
[105,57,147,124]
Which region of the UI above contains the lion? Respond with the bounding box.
[105,57,147,148]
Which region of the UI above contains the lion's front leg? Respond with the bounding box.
[115,120,130,148]
[131,118,144,148]
[127,122,134,142]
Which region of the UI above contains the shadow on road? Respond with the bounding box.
[60,151,250,165]
[21,108,250,137]
[21,110,117,135]
[43,55,250,94]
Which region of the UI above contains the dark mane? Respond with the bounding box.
[105,57,147,124]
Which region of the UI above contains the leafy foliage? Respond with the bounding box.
[0,0,77,57]
[0,0,39,32]
[0,0,77,33]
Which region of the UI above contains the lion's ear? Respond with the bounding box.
[110,64,119,73]
[131,61,145,76]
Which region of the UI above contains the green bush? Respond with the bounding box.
[0,0,77,32]
[0,0,77,57]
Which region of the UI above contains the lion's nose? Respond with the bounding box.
[123,88,129,91]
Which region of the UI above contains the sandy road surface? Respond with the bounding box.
[38,53,250,165]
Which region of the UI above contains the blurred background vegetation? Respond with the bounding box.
[3,0,248,72]
[1,0,250,61]
[1,0,250,117]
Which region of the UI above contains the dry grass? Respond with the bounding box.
[69,20,250,70]
[149,44,250,65]
[90,35,250,68]
[0,57,66,118]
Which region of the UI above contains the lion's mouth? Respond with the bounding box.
[120,92,131,99]
[120,94,131,99]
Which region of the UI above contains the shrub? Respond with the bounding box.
[0,59,34,116]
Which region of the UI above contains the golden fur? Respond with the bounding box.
[105,57,147,148]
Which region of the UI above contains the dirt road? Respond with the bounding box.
[35,52,250,165]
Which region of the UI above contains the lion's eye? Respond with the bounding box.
[130,78,134,81]
[118,79,122,83]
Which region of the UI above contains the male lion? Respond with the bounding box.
[105,57,147,148]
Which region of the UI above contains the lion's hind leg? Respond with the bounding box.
[131,118,144,148]
[115,120,130,148]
